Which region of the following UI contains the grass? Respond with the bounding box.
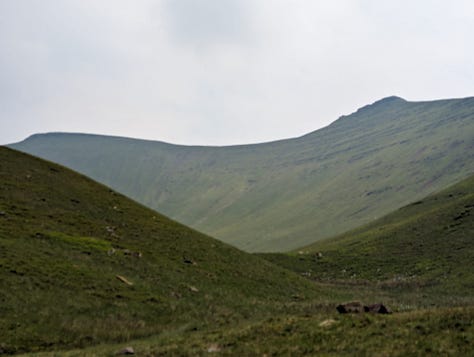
[1,147,473,355]
[10,96,474,251]
[19,307,474,356]
[0,147,332,354]
[259,173,474,302]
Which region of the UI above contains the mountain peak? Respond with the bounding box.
[374,95,406,103]
[350,96,407,116]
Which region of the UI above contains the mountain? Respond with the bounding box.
[0,147,321,354]
[11,96,474,252]
[261,172,474,297]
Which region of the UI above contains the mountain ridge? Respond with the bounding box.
[18,96,468,148]
[11,96,474,251]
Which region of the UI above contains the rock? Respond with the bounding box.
[170,291,182,299]
[207,344,221,353]
[117,346,135,355]
[337,302,393,314]
[108,248,116,256]
[183,257,196,265]
[123,249,142,258]
[116,275,133,286]
[188,285,199,293]
[0,211,6,216]
[364,303,392,314]
[336,301,364,313]
[132,251,142,258]
[319,319,337,327]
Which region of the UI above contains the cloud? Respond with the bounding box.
[0,1,473,145]
[162,0,253,48]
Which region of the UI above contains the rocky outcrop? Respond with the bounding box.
[337,302,392,314]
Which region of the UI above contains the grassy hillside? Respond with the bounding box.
[11,96,474,251]
[0,147,326,354]
[2,147,473,355]
[260,173,474,298]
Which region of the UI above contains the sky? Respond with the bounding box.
[1,0,473,146]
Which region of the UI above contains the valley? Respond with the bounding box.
[2,96,473,355]
[1,139,473,355]
[11,96,474,252]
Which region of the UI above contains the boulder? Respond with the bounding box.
[336,301,364,313]
[364,303,392,314]
[336,302,392,314]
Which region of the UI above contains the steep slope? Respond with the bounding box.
[0,147,320,354]
[261,173,474,296]
[11,96,474,252]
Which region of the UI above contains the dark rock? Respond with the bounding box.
[123,249,142,258]
[337,302,393,314]
[183,257,196,265]
[364,303,392,314]
[337,301,364,313]
[132,251,142,258]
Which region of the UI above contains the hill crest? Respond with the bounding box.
[11,96,474,251]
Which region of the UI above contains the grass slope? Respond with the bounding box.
[11,96,474,252]
[260,173,474,299]
[2,147,473,355]
[0,147,325,354]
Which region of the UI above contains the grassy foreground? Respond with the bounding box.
[20,307,474,356]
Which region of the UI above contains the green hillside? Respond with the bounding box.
[11,96,474,251]
[261,173,474,298]
[2,147,473,355]
[0,147,324,354]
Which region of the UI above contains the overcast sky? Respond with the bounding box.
[1,0,473,146]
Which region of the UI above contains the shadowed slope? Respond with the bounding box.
[0,147,320,354]
[11,96,474,251]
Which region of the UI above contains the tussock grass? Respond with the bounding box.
[21,307,474,356]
